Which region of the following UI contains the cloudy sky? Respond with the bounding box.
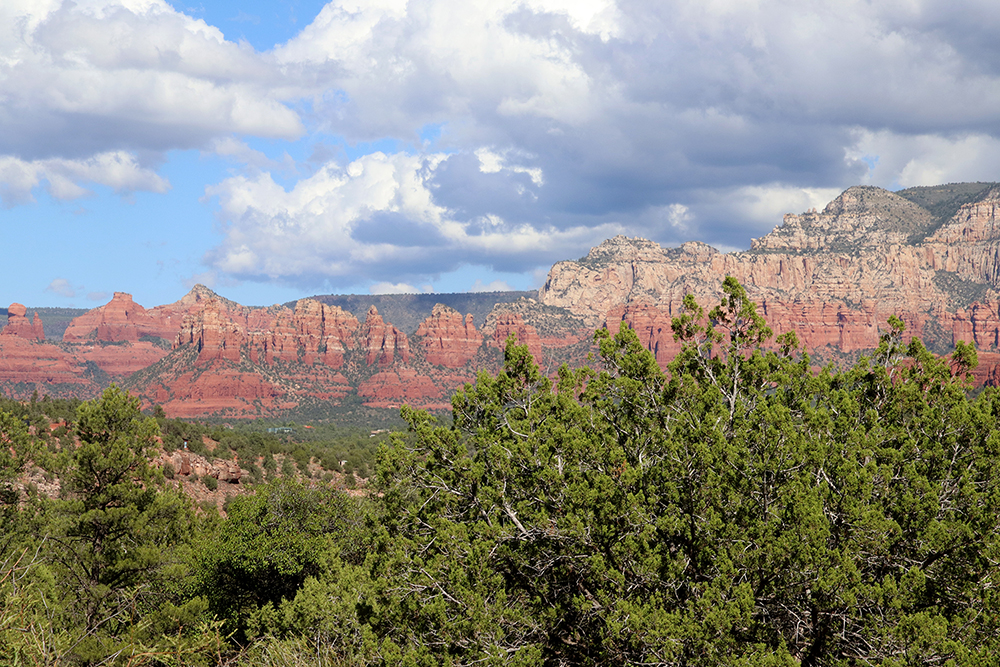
[3,0,1000,309]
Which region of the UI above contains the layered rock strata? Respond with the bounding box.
[7,182,1000,416]
[1,304,45,341]
[541,184,1000,365]
[414,304,483,368]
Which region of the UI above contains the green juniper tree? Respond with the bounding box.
[326,278,1000,666]
[46,386,213,665]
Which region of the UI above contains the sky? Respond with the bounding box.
[3,0,1000,309]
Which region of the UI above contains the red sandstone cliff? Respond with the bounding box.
[359,306,410,367]
[540,185,1000,366]
[0,302,97,397]
[7,183,1000,417]
[413,304,482,368]
[63,292,177,342]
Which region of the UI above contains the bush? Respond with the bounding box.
[202,475,218,491]
[359,279,1000,665]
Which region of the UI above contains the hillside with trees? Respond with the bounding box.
[3,280,1000,665]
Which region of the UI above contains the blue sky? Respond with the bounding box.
[3,0,1000,310]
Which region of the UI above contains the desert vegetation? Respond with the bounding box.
[3,279,1000,666]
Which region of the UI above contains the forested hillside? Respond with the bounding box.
[3,280,1000,665]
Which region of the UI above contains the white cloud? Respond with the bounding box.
[0,151,168,206]
[250,0,1000,277]
[204,149,623,285]
[469,279,514,292]
[847,130,1000,189]
[45,278,77,298]
[274,0,610,138]
[10,0,1000,292]
[729,185,845,227]
[369,281,431,294]
[476,148,544,186]
[208,137,295,172]
[0,0,301,202]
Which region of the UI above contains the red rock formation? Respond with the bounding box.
[15,183,1000,415]
[73,342,170,378]
[151,362,285,418]
[605,303,682,367]
[540,186,1000,377]
[158,450,246,483]
[0,336,92,392]
[177,301,244,363]
[2,303,44,341]
[414,304,482,368]
[358,368,442,408]
[360,306,410,367]
[175,297,361,370]
[488,313,544,367]
[64,292,173,342]
[287,300,358,367]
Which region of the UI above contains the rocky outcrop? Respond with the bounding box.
[143,361,287,418]
[359,306,410,367]
[157,450,246,483]
[63,292,176,342]
[2,303,44,341]
[74,342,171,378]
[177,300,244,363]
[11,182,1000,415]
[287,300,359,367]
[750,187,937,252]
[541,185,1000,368]
[485,312,544,366]
[0,336,93,394]
[605,303,682,367]
[413,304,482,368]
[357,368,443,409]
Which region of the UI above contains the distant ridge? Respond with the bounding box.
[6,181,1000,423]
[295,291,536,334]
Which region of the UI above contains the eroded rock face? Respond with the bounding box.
[357,368,442,408]
[11,183,1000,414]
[414,304,482,368]
[64,292,172,342]
[360,306,410,367]
[289,299,359,367]
[74,342,171,377]
[605,303,682,367]
[157,450,246,483]
[0,336,92,395]
[2,303,44,341]
[487,312,544,366]
[540,185,1000,368]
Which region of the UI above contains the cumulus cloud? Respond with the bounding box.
[369,282,432,295]
[11,0,1000,292]
[204,150,623,286]
[0,152,169,206]
[199,0,1000,288]
[45,278,77,298]
[0,0,301,201]
[847,131,1000,189]
[469,279,514,292]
